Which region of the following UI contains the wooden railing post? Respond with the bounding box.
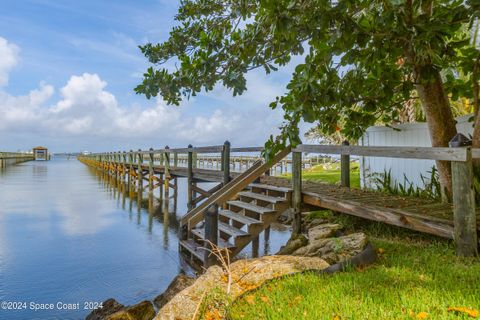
[187,144,194,210]
[115,152,120,178]
[292,150,302,235]
[204,204,219,267]
[341,140,350,188]
[193,151,197,169]
[128,150,133,187]
[165,146,171,199]
[173,151,178,168]
[110,152,114,174]
[449,138,478,257]
[223,140,231,185]
[137,149,143,189]
[148,148,154,192]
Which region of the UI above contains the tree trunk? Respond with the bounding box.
[415,68,457,201]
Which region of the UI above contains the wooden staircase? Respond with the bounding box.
[179,148,292,266]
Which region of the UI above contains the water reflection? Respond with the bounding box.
[0,159,185,319]
[0,158,289,319]
[88,168,184,251]
[87,163,291,260]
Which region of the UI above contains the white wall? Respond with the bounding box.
[359,114,474,189]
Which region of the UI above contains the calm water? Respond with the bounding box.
[0,158,289,320]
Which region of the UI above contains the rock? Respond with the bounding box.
[276,235,308,255]
[293,232,368,265]
[304,217,332,230]
[86,299,124,320]
[155,255,329,320]
[106,301,155,320]
[277,208,293,224]
[153,274,195,309]
[307,223,343,241]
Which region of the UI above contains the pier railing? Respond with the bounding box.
[291,142,479,257]
[0,152,35,167]
[79,139,479,257]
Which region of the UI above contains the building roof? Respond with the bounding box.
[32,146,48,150]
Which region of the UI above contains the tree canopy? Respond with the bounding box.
[136,0,480,196]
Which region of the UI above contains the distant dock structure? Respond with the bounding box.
[32,146,49,161]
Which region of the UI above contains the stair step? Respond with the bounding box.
[179,239,205,262]
[218,221,250,238]
[227,200,276,214]
[238,191,287,203]
[219,209,263,226]
[249,183,292,193]
[190,228,236,248]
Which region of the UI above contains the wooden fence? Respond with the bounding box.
[292,144,479,257]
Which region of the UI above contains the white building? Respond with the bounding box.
[359,114,473,189]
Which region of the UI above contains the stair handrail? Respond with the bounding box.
[180,146,292,237]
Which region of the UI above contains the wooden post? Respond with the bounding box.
[137,149,143,190]
[450,146,478,256]
[252,236,259,258]
[187,144,194,210]
[204,204,219,267]
[173,151,178,168]
[341,140,350,188]
[223,141,231,185]
[148,148,154,192]
[164,146,170,199]
[264,226,270,242]
[193,151,197,169]
[292,150,302,236]
[128,150,133,187]
[122,151,127,181]
[115,152,120,178]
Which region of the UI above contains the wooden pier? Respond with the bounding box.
[78,141,480,266]
[0,152,35,168]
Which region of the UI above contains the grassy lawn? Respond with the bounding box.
[285,162,361,188]
[227,214,480,320]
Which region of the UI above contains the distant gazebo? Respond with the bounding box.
[32,146,49,161]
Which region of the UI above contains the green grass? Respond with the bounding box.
[285,162,361,188]
[228,214,480,320]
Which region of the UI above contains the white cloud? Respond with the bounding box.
[0,83,54,130]
[0,37,20,86]
[0,38,300,151]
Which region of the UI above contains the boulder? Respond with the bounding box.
[293,232,368,264]
[155,255,329,320]
[106,301,155,320]
[153,274,195,309]
[277,208,294,224]
[276,235,308,255]
[307,223,343,241]
[86,299,124,320]
[304,217,332,230]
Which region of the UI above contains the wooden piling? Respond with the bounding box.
[165,146,170,199]
[137,149,143,190]
[450,147,478,257]
[148,148,154,192]
[292,150,302,236]
[187,144,194,210]
[204,204,219,267]
[264,226,270,242]
[128,150,133,188]
[122,151,127,180]
[341,140,350,188]
[223,141,231,185]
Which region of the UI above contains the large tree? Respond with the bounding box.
[136,0,480,200]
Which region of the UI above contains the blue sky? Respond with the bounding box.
[0,0,305,152]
